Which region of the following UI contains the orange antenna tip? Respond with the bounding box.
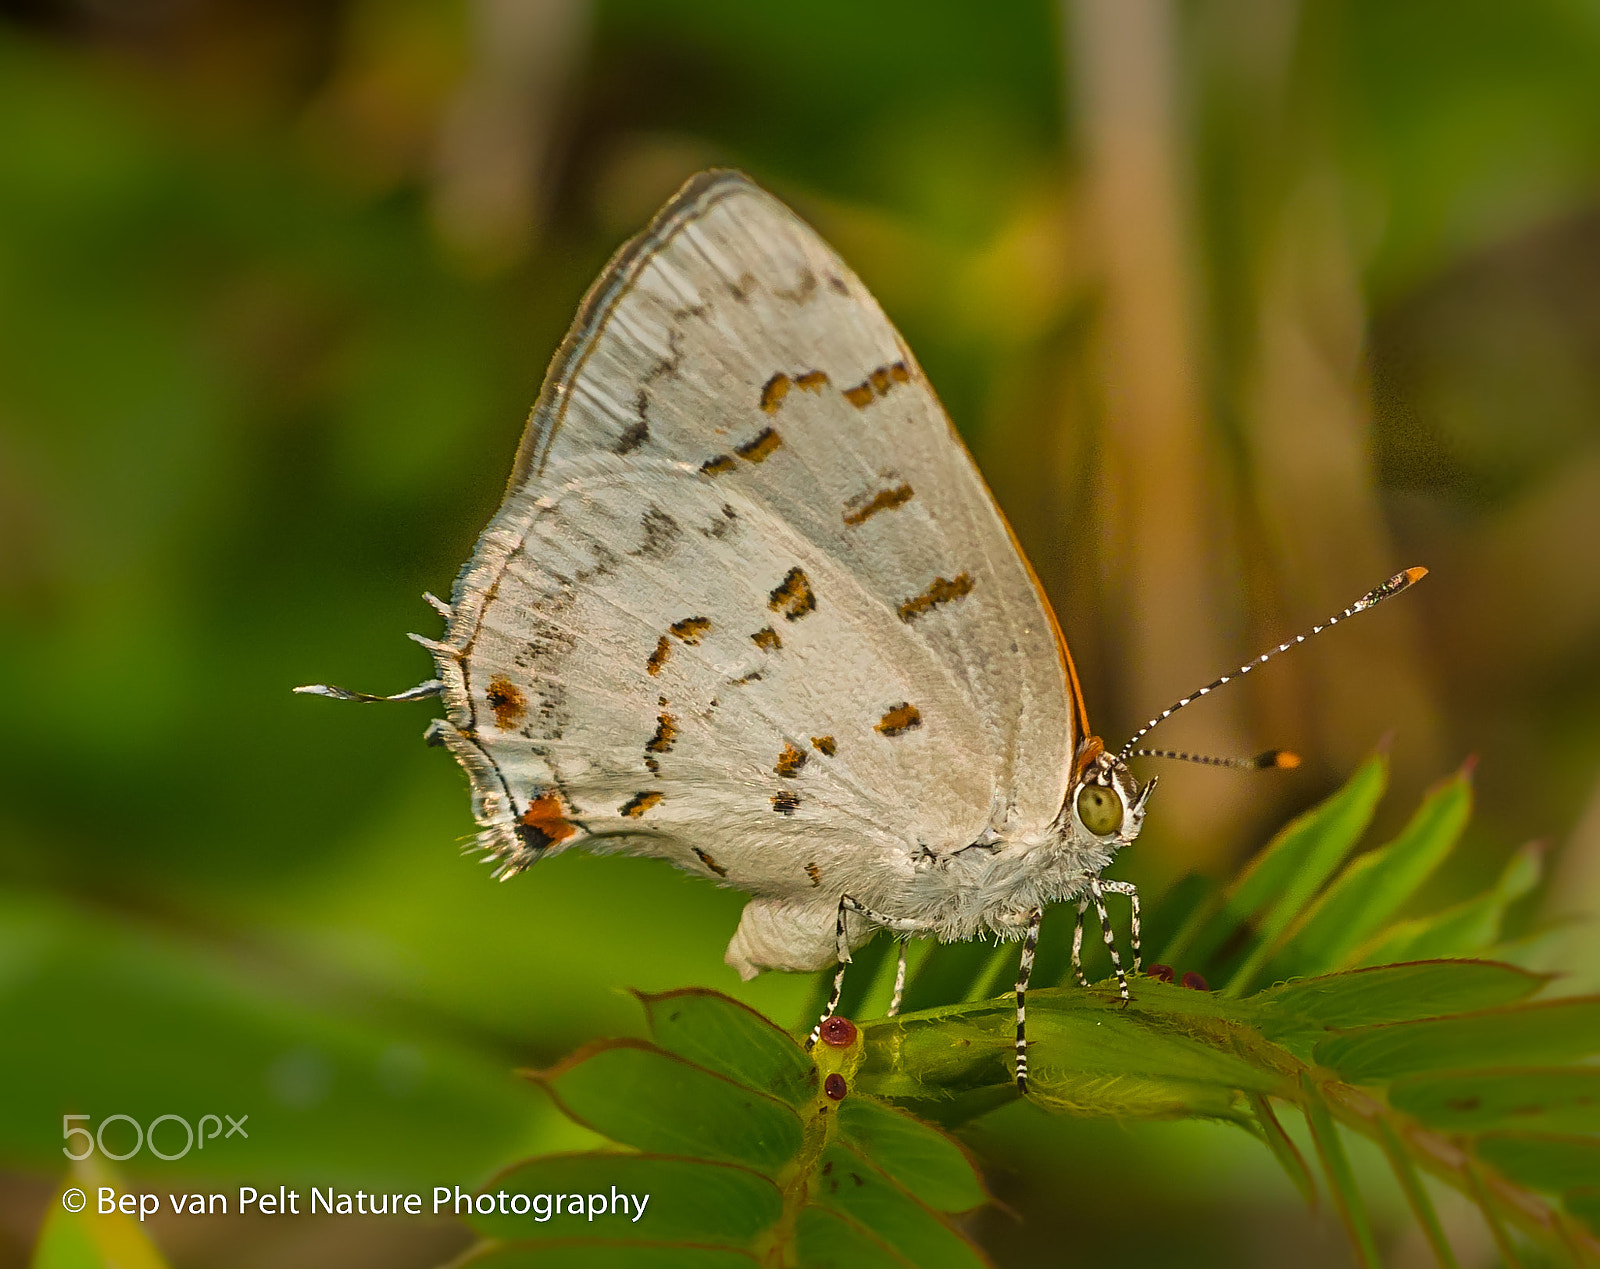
[1403,565,1429,583]
[1270,750,1302,770]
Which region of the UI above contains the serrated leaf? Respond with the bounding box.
[638,989,815,1109]
[1225,755,1391,995]
[835,1098,986,1213]
[463,1152,780,1244]
[1302,1075,1381,1268]
[1352,843,1542,968]
[1313,997,1600,1082]
[859,986,1283,1120]
[1475,1134,1600,1193]
[794,1205,917,1268]
[812,1142,990,1269]
[1161,754,1386,975]
[1373,1116,1460,1269]
[1254,961,1548,1054]
[453,1242,759,1268]
[532,1040,802,1172]
[1249,1094,1318,1209]
[1390,1069,1600,1134]
[1264,766,1471,981]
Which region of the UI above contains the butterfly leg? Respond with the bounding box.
[1014,907,1043,1094]
[1070,898,1090,987]
[1099,879,1142,974]
[806,895,924,1049]
[1088,879,1131,1000]
[887,939,909,1018]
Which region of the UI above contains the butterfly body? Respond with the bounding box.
[409,170,1150,981]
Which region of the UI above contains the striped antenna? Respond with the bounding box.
[1131,748,1300,770]
[1116,566,1428,764]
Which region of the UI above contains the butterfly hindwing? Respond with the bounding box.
[428,172,1081,963]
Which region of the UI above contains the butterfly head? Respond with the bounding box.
[1068,736,1155,850]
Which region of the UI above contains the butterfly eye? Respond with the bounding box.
[1076,784,1124,837]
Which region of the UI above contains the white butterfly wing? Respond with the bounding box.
[428,171,1085,970]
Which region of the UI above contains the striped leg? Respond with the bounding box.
[1099,879,1142,974]
[887,940,909,1017]
[1088,879,1131,1000]
[1014,907,1043,1093]
[806,896,924,1049]
[1070,898,1090,987]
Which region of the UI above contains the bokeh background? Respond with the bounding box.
[3,1,1599,1266]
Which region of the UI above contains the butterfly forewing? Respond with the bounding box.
[430,172,1080,957]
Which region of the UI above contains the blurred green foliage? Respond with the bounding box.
[3,1,1600,1266]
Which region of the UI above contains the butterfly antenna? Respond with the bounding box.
[1130,747,1301,770]
[1115,566,1428,764]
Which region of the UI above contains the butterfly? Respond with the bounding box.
[299,170,1425,1092]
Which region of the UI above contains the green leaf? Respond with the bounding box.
[1301,1074,1381,1268]
[532,1040,803,1172]
[638,989,815,1109]
[1352,843,1543,967]
[1313,997,1600,1082]
[0,892,549,1187]
[30,1173,171,1269]
[1374,1116,1460,1269]
[463,1152,781,1245]
[1249,1094,1318,1209]
[1390,1069,1600,1134]
[897,939,1006,1016]
[454,1243,759,1268]
[1254,961,1548,1054]
[835,1098,987,1213]
[1566,1189,1600,1238]
[1475,1134,1600,1193]
[1264,765,1472,981]
[1224,754,1391,994]
[1159,754,1386,976]
[811,1142,989,1269]
[794,1206,916,1268]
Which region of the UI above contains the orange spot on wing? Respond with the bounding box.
[796,370,828,392]
[670,616,711,644]
[735,426,782,462]
[897,573,974,622]
[876,703,922,737]
[485,676,527,731]
[700,454,737,476]
[646,712,677,754]
[519,793,577,846]
[751,626,782,652]
[869,367,890,395]
[842,382,874,408]
[620,791,662,818]
[811,735,837,756]
[694,847,729,877]
[760,373,791,413]
[775,742,807,777]
[767,566,815,621]
[646,635,671,676]
[843,483,914,527]
[805,861,822,887]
